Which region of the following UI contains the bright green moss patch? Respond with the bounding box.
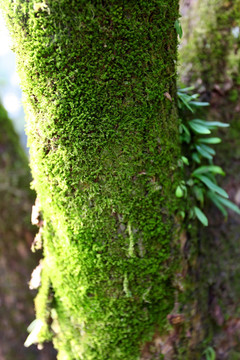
[1,1,180,359]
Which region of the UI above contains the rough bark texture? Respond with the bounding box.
[177,1,240,359]
[1,2,181,359]
[0,104,56,360]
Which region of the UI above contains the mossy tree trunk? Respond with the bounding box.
[1,1,181,359]
[177,1,240,359]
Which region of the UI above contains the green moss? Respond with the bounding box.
[1,1,181,359]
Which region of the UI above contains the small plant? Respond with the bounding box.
[175,19,183,39]
[176,87,240,226]
[203,346,216,360]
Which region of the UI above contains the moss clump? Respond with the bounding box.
[1,1,181,359]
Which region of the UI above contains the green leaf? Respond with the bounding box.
[189,121,211,134]
[181,156,189,165]
[194,206,208,226]
[192,152,201,163]
[181,123,191,135]
[193,186,204,205]
[200,144,216,156]
[204,172,215,182]
[203,346,216,360]
[198,137,222,144]
[178,86,195,93]
[191,119,209,125]
[207,192,228,217]
[180,211,185,219]
[189,93,199,100]
[179,124,184,134]
[195,175,229,198]
[178,92,194,112]
[191,119,229,131]
[189,101,209,107]
[189,208,194,219]
[192,166,225,176]
[196,145,213,160]
[204,121,229,128]
[175,185,184,198]
[174,19,183,38]
[180,123,191,143]
[213,194,240,215]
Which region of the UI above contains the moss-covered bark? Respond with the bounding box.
[1,1,181,359]
[0,104,56,359]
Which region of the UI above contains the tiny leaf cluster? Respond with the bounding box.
[176,87,240,226]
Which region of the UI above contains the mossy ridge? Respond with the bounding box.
[1,1,181,359]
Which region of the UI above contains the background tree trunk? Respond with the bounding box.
[1,1,181,359]
[0,104,56,359]
[177,1,240,358]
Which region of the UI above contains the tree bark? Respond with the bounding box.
[1,1,181,359]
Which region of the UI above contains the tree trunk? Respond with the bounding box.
[1,2,181,359]
[0,104,56,359]
[177,1,240,358]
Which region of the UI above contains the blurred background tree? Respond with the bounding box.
[0,104,56,359]
[175,1,240,359]
[0,13,56,360]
